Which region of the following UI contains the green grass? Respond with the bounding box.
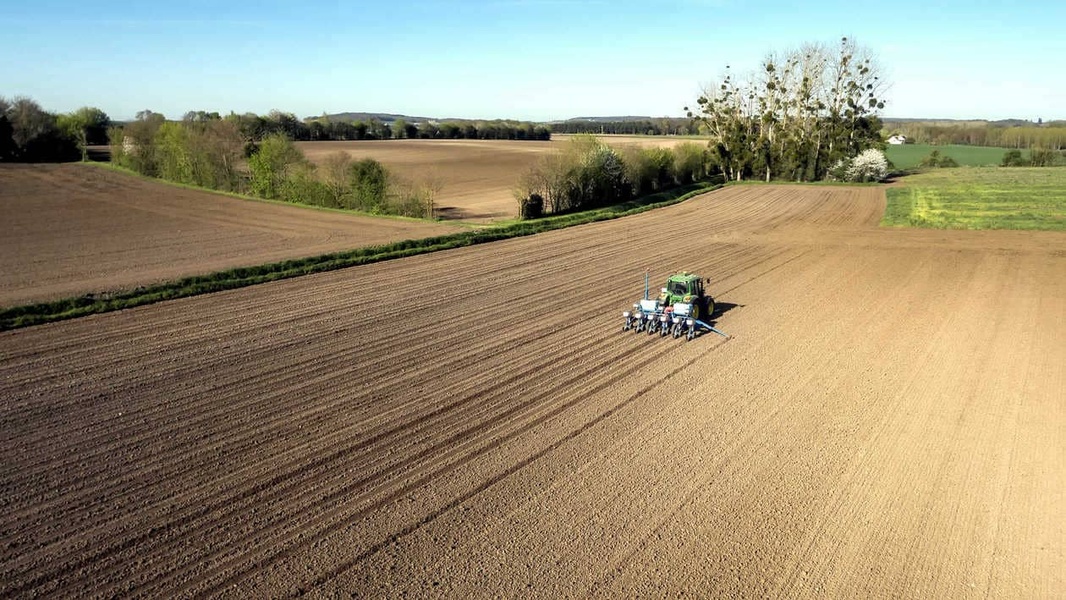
[884,144,1026,170]
[0,181,721,331]
[882,167,1066,230]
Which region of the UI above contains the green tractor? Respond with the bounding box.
[655,272,715,323]
[622,271,728,340]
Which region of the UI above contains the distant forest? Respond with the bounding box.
[553,116,1066,151]
[884,120,1066,149]
[221,111,551,142]
[550,117,700,136]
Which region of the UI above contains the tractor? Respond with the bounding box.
[655,272,714,324]
[622,272,728,341]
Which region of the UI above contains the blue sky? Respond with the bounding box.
[2,0,1063,122]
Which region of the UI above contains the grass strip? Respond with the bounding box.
[881,167,1066,230]
[1,182,720,331]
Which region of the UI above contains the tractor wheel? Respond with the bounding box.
[690,301,701,323]
[706,296,716,318]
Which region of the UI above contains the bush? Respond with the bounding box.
[520,193,544,219]
[389,177,436,218]
[917,149,958,169]
[1001,149,1027,167]
[279,164,333,207]
[347,158,390,212]
[825,149,888,182]
[248,134,304,199]
[673,142,709,185]
[827,157,851,181]
[1028,147,1061,167]
[572,144,630,210]
[846,149,889,182]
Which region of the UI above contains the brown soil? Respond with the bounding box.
[297,136,698,222]
[0,164,460,306]
[1,185,1062,598]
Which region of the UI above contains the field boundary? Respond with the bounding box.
[0,182,720,330]
[82,162,447,225]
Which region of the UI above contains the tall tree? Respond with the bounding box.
[58,107,110,160]
[687,37,888,182]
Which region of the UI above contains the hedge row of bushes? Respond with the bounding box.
[111,118,435,218]
[515,135,720,216]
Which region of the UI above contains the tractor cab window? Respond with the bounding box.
[669,281,688,296]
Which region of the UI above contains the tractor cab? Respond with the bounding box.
[658,272,704,306]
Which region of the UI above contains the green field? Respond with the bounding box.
[882,167,1066,230]
[884,144,1024,169]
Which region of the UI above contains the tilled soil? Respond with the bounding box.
[297,136,697,222]
[1,185,1062,598]
[0,164,460,306]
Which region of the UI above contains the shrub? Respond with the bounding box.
[1001,149,1027,167]
[673,142,709,185]
[572,144,630,209]
[520,193,544,219]
[347,158,390,212]
[389,177,436,218]
[917,149,958,169]
[827,157,851,182]
[279,164,333,207]
[1028,147,1061,167]
[248,133,304,199]
[846,149,889,182]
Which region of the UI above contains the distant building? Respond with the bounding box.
[887,134,907,145]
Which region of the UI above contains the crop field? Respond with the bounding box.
[884,143,1021,169]
[2,184,1063,597]
[884,166,1066,230]
[0,164,460,306]
[296,135,699,221]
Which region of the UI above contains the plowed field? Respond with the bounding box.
[2,185,1063,598]
[297,136,698,221]
[0,164,460,306]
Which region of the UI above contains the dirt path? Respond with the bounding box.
[0,164,460,306]
[1,185,1062,598]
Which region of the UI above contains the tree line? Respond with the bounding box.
[184,110,549,143]
[0,96,110,162]
[686,37,888,182]
[887,121,1066,150]
[110,113,438,218]
[550,118,701,136]
[516,135,721,217]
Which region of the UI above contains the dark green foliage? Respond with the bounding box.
[520,194,544,219]
[348,158,390,212]
[0,115,14,160]
[1,182,721,330]
[518,136,716,215]
[1001,149,1027,167]
[551,118,701,136]
[918,149,958,169]
[0,96,79,162]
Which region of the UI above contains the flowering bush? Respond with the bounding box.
[827,149,888,182]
